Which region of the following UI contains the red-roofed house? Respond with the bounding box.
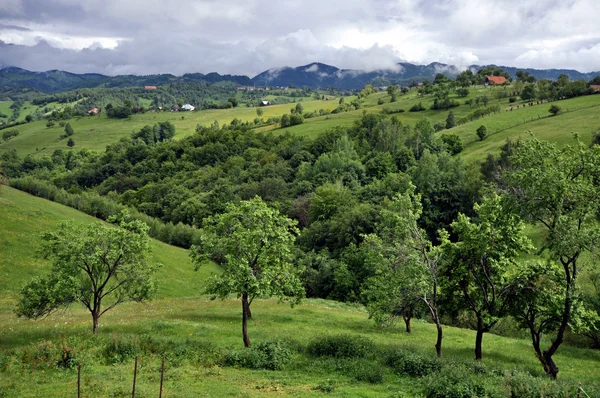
[88,107,99,115]
[485,76,507,86]
[590,85,600,92]
[144,85,157,90]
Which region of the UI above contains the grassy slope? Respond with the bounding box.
[0,185,217,312]
[1,184,600,397]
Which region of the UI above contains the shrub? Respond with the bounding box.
[224,340,291,370]
[103,335,140,364]
[306,334,376,359]
[548,104,561,116]
[19,340,57,370]
[2,129,19,142]
[423,366,504,398]
[509,97,517,103]
[350,360,386,384]
[409,102,426,112]
[477,125,488,141]
[504,371,573,398]
[384,348,441,377]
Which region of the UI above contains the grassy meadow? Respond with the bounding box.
[1,185,600,397]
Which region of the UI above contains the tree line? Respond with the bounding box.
[3,112,600,379]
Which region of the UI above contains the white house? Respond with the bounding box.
[181,104,195,111]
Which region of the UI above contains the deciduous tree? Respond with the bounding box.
[190,197,304,347]
[503,137,600,378]
[16,212,158,334]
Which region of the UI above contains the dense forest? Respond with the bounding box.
[3,103,600,379]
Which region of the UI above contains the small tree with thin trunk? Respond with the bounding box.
[190,197,304,347]
[361,188,445,356]
[441,194,532,361]
[503,137,600,379]
[16,212,158,334]
[548,104,561,116]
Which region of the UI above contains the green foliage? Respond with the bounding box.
[422,366,504,398]
[306,334,376,359]
[505,371,572,398]
[548,104,561,116]
[504,138,600,377]
[191,197,303,302]
[16,212,159,333]
[409,102,426,112]
[224,340,292,370]
[477,125,488,141]
[441,194,533,359]
[445,111,456,129]
[103,335,140,364]
[441,133,463,155]
[64,122,74,136]
[384,348,442,377]
[520,84,537,101]
[67,137,74,147]
[2,129,19,142]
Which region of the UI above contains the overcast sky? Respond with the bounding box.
[0,0,598,76]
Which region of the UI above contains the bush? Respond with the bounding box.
[384,348,441,377]
[350,360,386,384]
[306,334,376,359]
[103,335,140,364]
[509,97,517,103]
[409,102,426,112]
[477,125,488,141]
[504,371,573,398]
[224,340,291,370]
[2,129,19,142]
[423,366,504,398]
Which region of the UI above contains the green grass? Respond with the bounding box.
[0,185,216,312]
[1,184,600,397]
[458,97,600,163]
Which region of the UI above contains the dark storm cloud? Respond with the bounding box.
[0,0,599,75]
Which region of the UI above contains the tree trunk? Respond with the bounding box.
[92,311,99,335]
[542,351,559,379]
[403,315,412,334]
[247,304,252,320]
[435,320,443,357]
[475,328,484,361]
[242,293,251,348]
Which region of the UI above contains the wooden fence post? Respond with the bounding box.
[159,356,165,398]
[132,355,138,398]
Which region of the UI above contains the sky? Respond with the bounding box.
[0,0,599,76]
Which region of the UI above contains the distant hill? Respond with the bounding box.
[0,67,252,94]
[1,62,599,94]
[252,62,599,89]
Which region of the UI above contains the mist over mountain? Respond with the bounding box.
[1,62,599,94]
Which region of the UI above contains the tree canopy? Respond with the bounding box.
[190,197,304,347]
[16,212,159,334]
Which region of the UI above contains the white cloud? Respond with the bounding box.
[0,0,598,75]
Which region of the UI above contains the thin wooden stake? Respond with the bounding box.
[132,355,138,398]
[577,382,582,398]
[77,364,81,398]
[159,356,165,398]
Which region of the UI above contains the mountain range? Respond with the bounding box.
[1,62,599,93]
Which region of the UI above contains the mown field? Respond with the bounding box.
[1,185,600,397]
[2,87,599,165]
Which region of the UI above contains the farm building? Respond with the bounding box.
[485,76,507,86]
[260,100,271,106]
[590,85,600,92]
[181,104,195,111]
[144,85,157,90]
[87,108,99,115]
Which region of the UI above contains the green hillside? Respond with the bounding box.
[0,185,216,311]
[1,186,599,397]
